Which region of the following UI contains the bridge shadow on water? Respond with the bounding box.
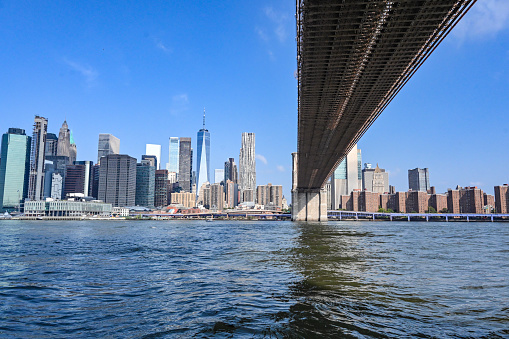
[271,222,508,339]
[276,222,394,338]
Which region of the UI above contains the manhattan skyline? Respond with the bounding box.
[1,1,508,199]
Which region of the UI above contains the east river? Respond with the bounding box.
[0,220,507,338]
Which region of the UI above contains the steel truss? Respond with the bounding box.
[297,0,476,189]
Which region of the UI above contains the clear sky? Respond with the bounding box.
[1,0,508,199]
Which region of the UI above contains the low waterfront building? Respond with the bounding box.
[24,199,112,217]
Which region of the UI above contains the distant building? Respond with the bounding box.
[135,163,155,208]
[56,120,73,164]
[256,183,283,208]
[170,192,196,208]
[447,186,484,214]
[45,133,58,157]
[210,183,224,210]
[167,137,180,176]
[24,199,112,217]
[0,128,31,211]
[98,154,136,207]
[74,161,94,197]
[64,164,88,197]
[28,116,48,201]
[178,137,192,192]
[408,168,430,192]
[239,133,256,202]
[225,179,238,208]
[97,134,120,164]
[331,144,361,209]
[214,169,224,184]
[141,154,157,168]
[154,169,169,207]
[494,184,509,214]
[145,144,162,170]
[362,163,389,193]
[196,110,210,199]
[90,164,100,199]
[69,131,77,165]
[44,155,69,199]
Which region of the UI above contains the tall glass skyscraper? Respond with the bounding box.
[167,137,180,175]
[196,110,210,196]
[0,128,31,211]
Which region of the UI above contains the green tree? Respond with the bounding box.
[440,208,449,213]
[427,206,437,213]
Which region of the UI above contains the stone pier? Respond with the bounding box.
[291,153,328,221]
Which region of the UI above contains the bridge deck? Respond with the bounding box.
[297,0,476,189]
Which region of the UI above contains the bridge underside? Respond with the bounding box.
[293,0,476,221]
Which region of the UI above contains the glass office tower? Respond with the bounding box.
[0,128,31,211]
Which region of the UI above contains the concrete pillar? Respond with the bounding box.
[291,188,328,221]
[291,152,328,221]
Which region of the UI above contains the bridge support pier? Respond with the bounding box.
[291,189,328,221]
[291,152,327,221]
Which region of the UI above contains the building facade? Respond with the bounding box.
[0,128,31,211]
[331,144,361,209]
[28,116,48,201]
[494,184,509,214]
[239,132,256,201]
[135,163,155,208]
[196,111,210,199]
[178,137,192,192]
[97,134,120,164]
[154,169,169,207]
[362,163,389,193]
[98,154,136,207]
[45,133,58,157]
[214,169,224,184]
[167,137,179,175]
[408,168,430,192]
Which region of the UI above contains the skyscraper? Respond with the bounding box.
[98,154,136,207]
[69,131,77,165]
[362,163,389,193]
[45,133,58,157]
[44,156,69,199]
[330,144,361,209]
[145,144,162,170]
[408,168,430,192]
[196,110,210,198]
[64,164,87,197]
[224,158,238,184]
[136,162,155,208]
[214,169,224,184]
[178,137,192,192]
[56,120,71,162]
[28,116,48,201]
[0,128,31,211]
[74,160,93,196]
[154,169,169,207]
[167,137,179,175]
[97,134,120,164]
[239,132,256,201]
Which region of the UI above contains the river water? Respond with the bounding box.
[0,220,507,338]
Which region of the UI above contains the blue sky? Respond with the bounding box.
[1,0,508,199]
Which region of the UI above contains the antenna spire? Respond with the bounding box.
[203,108,206,129]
